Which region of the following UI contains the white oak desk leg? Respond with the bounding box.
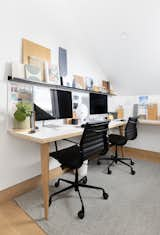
[119,125,125,157]
[40,143,49,220]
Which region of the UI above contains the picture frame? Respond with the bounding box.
[12,63,25,79]
[45,63,60,85]
[72,75,86,89]
[25,64,42,82]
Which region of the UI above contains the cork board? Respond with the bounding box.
[22,38,51,64]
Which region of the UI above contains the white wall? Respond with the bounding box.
[71,0,160,95]
[108,95,160,152]
[1,0,160,190]
[0,1,106,190]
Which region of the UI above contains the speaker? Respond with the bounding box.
[58,47,68,85]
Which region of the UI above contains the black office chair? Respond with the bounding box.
[97,117,137,175]
[49,121,109,219]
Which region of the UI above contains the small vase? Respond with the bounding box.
[13,116,30,130]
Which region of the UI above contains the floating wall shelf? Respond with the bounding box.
[8,76,116,96]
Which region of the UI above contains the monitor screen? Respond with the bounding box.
[33,87,55,121]
[51,89,73,119]
[90,93,108,114]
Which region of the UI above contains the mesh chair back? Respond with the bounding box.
[125,117,137,140]
[80,121,109,161]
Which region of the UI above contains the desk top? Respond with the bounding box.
[138,119,160,126]
[8,120,126,144]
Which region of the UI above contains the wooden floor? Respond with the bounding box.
[0,201,46,235]
[1,151,160,235]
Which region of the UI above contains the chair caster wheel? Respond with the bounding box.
[131,170,136,175]
[78,210,84,219]
[97,160,101,165]
[55,181,59,187]
[82,176,87,184]
[107,169,112,175]
[103,191,109,200]
[131,160,134,165]
[49,197,52,207]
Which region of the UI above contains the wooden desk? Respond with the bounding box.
[8,120,125,220]
[138,119,160,126]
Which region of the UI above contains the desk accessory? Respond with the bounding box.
[72,118,79,125]
[29,111,36,133]
[93,85,100,92]
[116,105,124,119]
[86,77,93,90]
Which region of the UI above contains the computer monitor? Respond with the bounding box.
[90,93,108,114]
[51,89,73,119]
[34,87,73,121]
[33,87,55,121]
[34,104,54,121]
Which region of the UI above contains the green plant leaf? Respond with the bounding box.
[15,102,33,117]
[14,110,26,122]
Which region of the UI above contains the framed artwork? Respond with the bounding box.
[22,38,51,64]
[28,56,45,81]
[137,96,149,119]
[72,75,86,89]
[59,47,68,77]
[10,84,33,103]
[25,64,42,82]
[138,96,148,105]
[9,83,33,116]
[22,38,51,82]
[48,64,60,85]
[102,80,110,92]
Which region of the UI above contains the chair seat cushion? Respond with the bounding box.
[50,145,83,169]
[109,134,127,146]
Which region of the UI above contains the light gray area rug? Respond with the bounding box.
[16,159,160,235]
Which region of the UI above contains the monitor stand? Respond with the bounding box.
[42,121,46,127]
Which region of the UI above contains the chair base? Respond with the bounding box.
[49,172,108,219]
[98,155,136,175]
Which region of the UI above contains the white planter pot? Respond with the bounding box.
[13,116,30,130]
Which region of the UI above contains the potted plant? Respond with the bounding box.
[13,102,33,130]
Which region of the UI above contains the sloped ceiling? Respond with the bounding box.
[4,0,160,95]
[56,0,160,95]
[47,0,160,95]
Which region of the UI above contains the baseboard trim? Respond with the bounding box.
[124,147,160,163]
[0,166,68,204]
